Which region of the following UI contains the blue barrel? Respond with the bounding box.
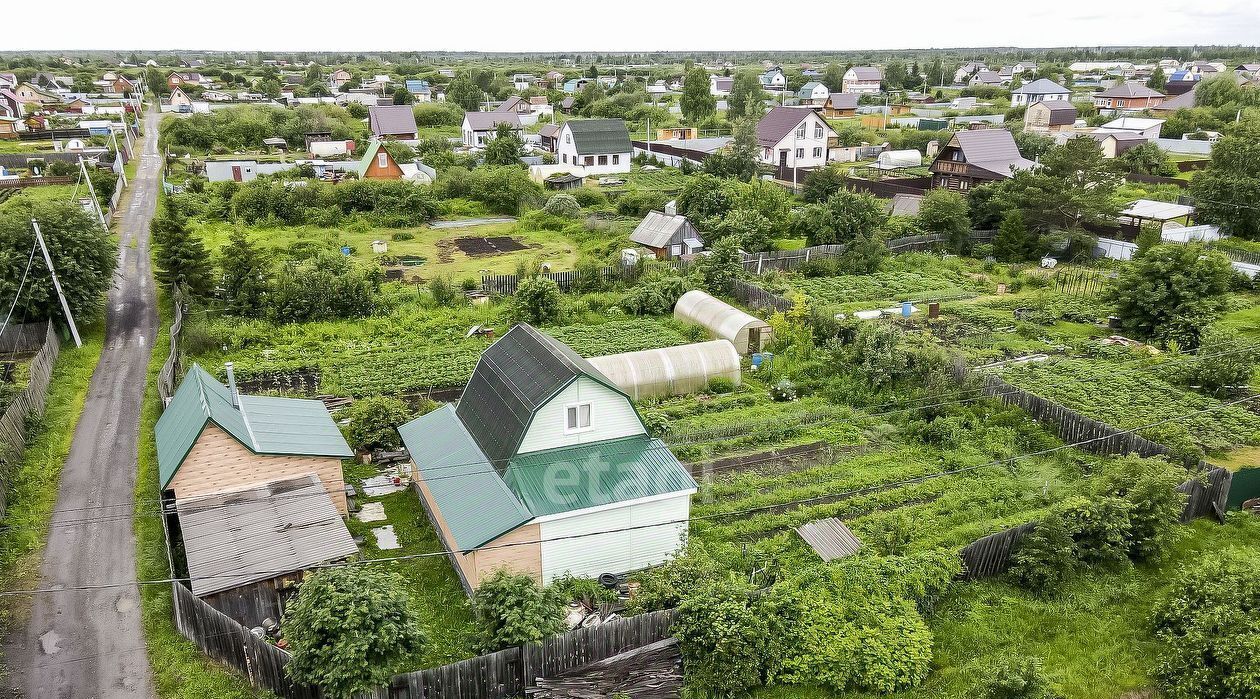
[901,302,913,317]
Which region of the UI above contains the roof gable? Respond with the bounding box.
[756,107,832,148]
[464,111,521,131]
[368,104,418,136]
[155,365,352,489]
[943,129,1036,177]
[629,210,693,248]
[1013,78,1070,94]
[454,324,624,466]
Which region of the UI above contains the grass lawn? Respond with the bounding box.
[342,463,480,669]
[590,166,690,193]
[135,298,263,699]
[756,515,1260,699]
[0,320,105,659]
[0,140,55,154]
[194,219,582,282]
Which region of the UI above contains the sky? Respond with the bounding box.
[7,0,1260,53]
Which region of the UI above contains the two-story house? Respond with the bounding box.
[1093,83,1165,113]
[368,104,418,140]
[1024,100,1078,134]
[759,67,787,90]
[755,106,836,171]
[462,111,522,148]
[1010,78,1071,106]
[796,81,830,105]
[398,324,697,592]
[842,66,882,94]
[555,118,632,174]
[929,128,1035,191]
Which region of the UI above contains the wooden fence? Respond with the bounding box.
[840,176,934,198]
[173,578,679,699]
[730,279,793,312]
[0,320,52,355]
[0,322,61,517]
[157,297,185,405]
[0,177,76,189]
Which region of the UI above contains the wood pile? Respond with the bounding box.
[526,638,681,699]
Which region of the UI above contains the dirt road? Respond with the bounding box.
[5,109,161,698]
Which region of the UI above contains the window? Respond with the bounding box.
[562,153,568,163]
[598,155,608,165]
[796,126,806,138]
[670,243,682,257]
[814,125,824,138]
[377,153,387,168]
[565,134,571,143]
[584,156,594,165]
[611,154,619,164]
[565,403,592,432]
[812,147,822,158]
[795,148,804,158]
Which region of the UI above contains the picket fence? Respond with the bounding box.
[0,322,61,516]
[172,580,678,699]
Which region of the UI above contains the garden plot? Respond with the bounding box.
[767,254,999,312]
[451,235,528,255]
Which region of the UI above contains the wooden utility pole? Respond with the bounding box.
[31,219,82,348]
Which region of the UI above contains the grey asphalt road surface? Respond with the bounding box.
[4,109,161,698]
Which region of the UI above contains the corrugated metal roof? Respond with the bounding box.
[178,474,359,596]
[398,405,532,550]
[564,119,632,155]
[503,436,696,517]
[155,365,352,489]
[629,210,691,248]
[947,129,1036,178]
[455,324,622,467]
[368,104,418,136]
[796,517,862,562]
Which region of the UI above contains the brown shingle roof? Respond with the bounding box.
[368,104,418,137]
[756,106,821,148]
[946,129,1036,178]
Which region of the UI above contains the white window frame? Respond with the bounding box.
[377,153,388,168]
[814,125,824,138]
[564,402,593,433]
[795,148,805,159]
[812,147,823,158]
[611,154,619,164]
[795,126,806,138]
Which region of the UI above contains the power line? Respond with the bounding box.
[0,238,39,340]
[2,393,1253,598]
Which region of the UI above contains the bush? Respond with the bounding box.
[549,573,617,609]
[513,276,563,325]
[706,377,736,394]
[674,574,771,698]
[770,379,797,402]
[615,190,669,217]
[473,570,565,651]
[543,193,581,218]
[977,655,1059,699]
[619,274,689,316]
[628,539,727,613]
[391,231,415,241]
[429,276,463,308]
[340,396,414,451]
[283,567,426,698]
[569,187,606,208]
[1151,548,1260,699]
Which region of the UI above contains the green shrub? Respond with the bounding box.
[340,396,415,451]
[706,377,736,394]
[429,276,462,308]
[615,190,669,217]
[543,193,582,218]
[569,188,606,208]
[549,573,617,609]
[628,539,726,613]
[513,276,563,325]
[674,574,771,698]
[391,231,415,241]
[472,570,565,651]
[976,655,1059,699]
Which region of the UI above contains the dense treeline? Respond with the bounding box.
[180,178,441,228]
[158,104,367,151]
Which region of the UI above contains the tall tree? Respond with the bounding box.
[726,71,765,121]
[1109,244,1234,347]
[1189,125,1260,239]
[680,66,716,123]
[915,189,972,253]
[219,227,271,316]
[1147,67,1168,91]
[702,118,759,180]
[482,122,524,166]
[823,63,846,92]
[152,199,213,297]
[0,199,117,322]
[447,74,483,111]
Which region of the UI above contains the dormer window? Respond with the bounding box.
[566,402,592,432]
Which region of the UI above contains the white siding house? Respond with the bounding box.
[843,66,883,94]
[538,492,691,580]
[755,106,836,170]
[555,119,632,175]
[516,377,644,453]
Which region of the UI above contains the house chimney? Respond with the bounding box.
[664,199,677,216]
[225,362,239,409]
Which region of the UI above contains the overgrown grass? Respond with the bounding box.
[756,515,1260,699]
[134,299,265,698]
[0,321,104,634]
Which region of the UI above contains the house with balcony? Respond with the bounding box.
[929,128,1035,191]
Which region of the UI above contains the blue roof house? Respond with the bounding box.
[398,324,697,592]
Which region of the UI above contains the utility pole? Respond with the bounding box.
[31,219,82,348]
[79,157,107,229]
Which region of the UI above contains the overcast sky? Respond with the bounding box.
[8,0,1260,53]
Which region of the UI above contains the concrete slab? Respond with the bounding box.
[362,474,404,497]
[373,525,400,550]
[355,502,387,523]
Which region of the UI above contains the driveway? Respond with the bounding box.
[5,109,160,698]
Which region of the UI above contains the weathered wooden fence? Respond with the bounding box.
[0,322,60,516]
[731,279,793,312]
[959,522,1037,580]
[173,577,679,699]
[157,297,185,405]
[0,320,52,355]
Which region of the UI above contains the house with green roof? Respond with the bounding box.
[155,364,354,514]
[398,323,696,592]
[555,118,632,175]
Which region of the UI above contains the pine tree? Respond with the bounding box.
[152,200,213,297]
[993,210,1035,262]
[219,227,271,316]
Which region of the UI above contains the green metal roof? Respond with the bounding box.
[356,139,386,177]
[564,119,632,156]
[155,365,353,489]
[397,404,532,550]
[503,436,696,518]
